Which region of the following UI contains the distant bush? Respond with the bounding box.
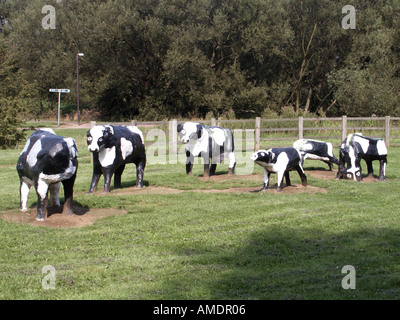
[0,99,26,149]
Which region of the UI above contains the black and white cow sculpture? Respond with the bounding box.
[336,133,387,182]
[293,139,339,171]
[251,147,307,192]
[177,122,236,177]
[87,125,146,193]
[16,129,78,222]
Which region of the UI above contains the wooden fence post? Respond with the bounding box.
[298,116,304,140]
[131,120,137,126]
[211,118,216,127]
[169,119,178,163]
[385,116,390,147]
[255,117,261,151]
[341,115,347,141]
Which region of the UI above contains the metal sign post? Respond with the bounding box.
[49,89,70,126]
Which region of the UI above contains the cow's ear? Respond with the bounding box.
[104,126,113,138]
[177,124,183,133]
[196,124,202,139]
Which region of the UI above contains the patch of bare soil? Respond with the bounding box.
[197,174,260,182]
[306,169,384,183]
[100,186,185,196]
[1,206,127,228]
[195,184,327,194]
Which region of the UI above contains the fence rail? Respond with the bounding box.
[89,116,400,152]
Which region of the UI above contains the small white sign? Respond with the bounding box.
[49,89,70,93]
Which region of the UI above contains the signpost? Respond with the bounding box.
[49,89,70,126]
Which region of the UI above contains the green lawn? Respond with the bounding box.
[1,128,400,299]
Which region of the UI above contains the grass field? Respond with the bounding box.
[1,127,400,300]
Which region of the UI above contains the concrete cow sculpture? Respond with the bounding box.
[293,139,339,170]
[16,129,78,222]
[336,133,387,182]
[251,147,307,192]
[177,122,236,177]
[87,125,146,193]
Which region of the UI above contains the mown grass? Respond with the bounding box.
[1,127,400,299]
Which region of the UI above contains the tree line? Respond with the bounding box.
[1,0,400,128]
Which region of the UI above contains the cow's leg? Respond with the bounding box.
[103,170,113,193]
[136,161,145,188]
[261,169,271,190]
[88,154,102,194]
[36,179,49,222]
[228,152,236,175]
[186,150,194,175]
[114,164,125,189]
[48,182,62,214]
[295,165,308,187]
[366,160,374,178]
[379,159,387,181]
[323,160,333,171]
[276,170,285,192]
[19,179,31,212]
[62,175,75,216]
[210,164,217,176]
[202,152,210,178]
[285,171,291,187]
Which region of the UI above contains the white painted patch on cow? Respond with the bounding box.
[228,152,236,168]
[127,126,144,144]
[88,126,105,152]
[64,138,78,158]
[354,135,370,153]
[40,128,56,135]
[187,128,209,157]
[26,140,42,167]
[19,180,31,212]
[49,182,61,207]
[36,178,49,200]
[99,146,116,167]
[49,143,64,158]
[377,140,387,155]
[180,122,199,144]
[120,137,133,160]
[20,138,31,155]
[303,153,330,162]
[210,128,225,146]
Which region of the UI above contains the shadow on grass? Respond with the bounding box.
[160,225,400,300]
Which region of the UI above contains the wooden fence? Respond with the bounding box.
[90,115,400,152]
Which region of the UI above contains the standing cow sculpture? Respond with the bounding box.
[251,147,307,192]
[293,139,339,171]
[16,129,78,222]
[87,125,146,193]
[336,133,387,181]
[177,122,236,177]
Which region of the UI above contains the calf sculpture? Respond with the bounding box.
[293,139,339,170]
[336,133,387,181]
[16,129,78,221]
[87,125,146,193]
[251,147,307,192]
[177,122,236,177]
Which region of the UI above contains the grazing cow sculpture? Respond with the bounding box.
[251,147,307,192]
[293,139,339,170]
[87,125,146,193]
[336,133,387,182]
[177,122,236,177]
[16,129,78,222]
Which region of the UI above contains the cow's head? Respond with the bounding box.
[250,150,274,164]
[87,125,113,152]
[338,145,362,181]
[177,122,203,144]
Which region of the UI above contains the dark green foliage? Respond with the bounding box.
[1,0,399,123]
[0,99,26,149]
